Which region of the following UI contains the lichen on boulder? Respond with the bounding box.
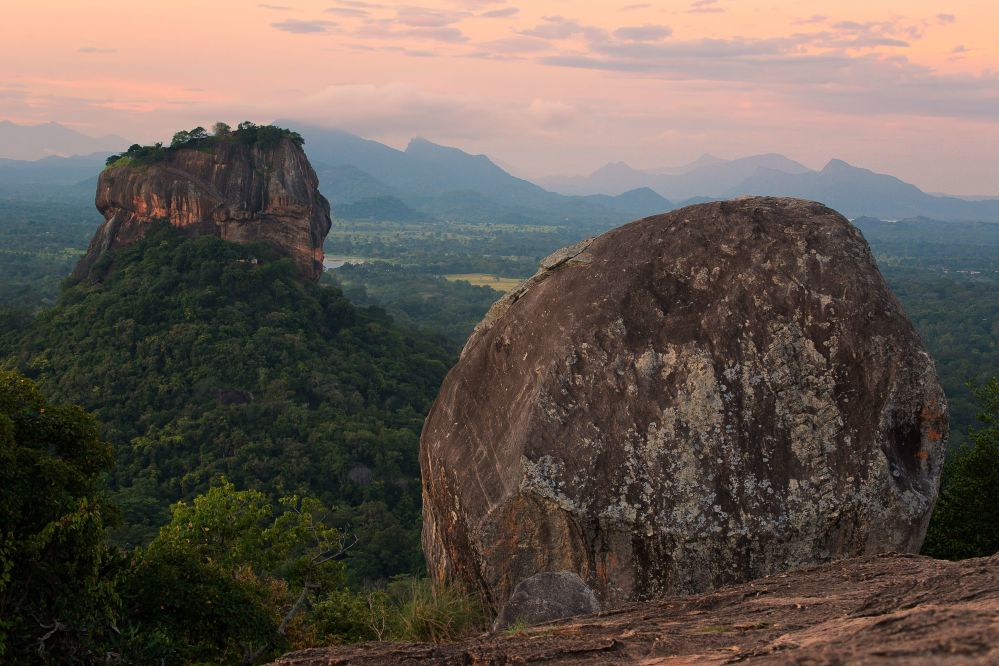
[420,197,948,613]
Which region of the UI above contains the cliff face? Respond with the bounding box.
[420,197,947,613]
[76,137,331,280]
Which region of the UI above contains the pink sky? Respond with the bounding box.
[2,0,998,194]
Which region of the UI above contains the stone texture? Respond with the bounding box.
[268,552,999,665]
[420,197,948,613]
[492,571,600,631]
[75,137,331,281]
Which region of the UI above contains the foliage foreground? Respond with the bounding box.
[0,371,488,664]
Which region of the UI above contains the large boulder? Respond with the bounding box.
[420,197,948,612]
[77,135,331,281]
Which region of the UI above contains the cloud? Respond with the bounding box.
[410,27,468,42]
[257,3,292,10]
[534,27,999,123]
[283,83,581,142]
[937,13,956,24]
[79,47,117,54]
[476,36,551,54]
[622,3,651,11]
[688,0,724,14]
[292,83,503,138]
[271,19,337,34]
[382,45,439,58]
[354,19,470,43]
[526,99,575,129]
[325,7,370,17]
[481,7,519,18]
[521,16,607,41]
[449,0,507,6]
[952,44,969,53]
[614,25,673,42]
[396,6,466,27]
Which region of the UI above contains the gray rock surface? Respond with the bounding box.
[492,571,600,631]
[420,197,948,613]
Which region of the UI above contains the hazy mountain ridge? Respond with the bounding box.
[0,120,126,161]
[275,121,667,226]
[2,120,997,223]
[0,153,108,187]
[542,153,999,222]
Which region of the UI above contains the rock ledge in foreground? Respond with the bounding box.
[269,552,999,665]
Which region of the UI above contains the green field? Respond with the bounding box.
[444,273,523,292]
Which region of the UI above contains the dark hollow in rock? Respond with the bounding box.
[492,571,601,631]
[76,136,331,281]
[420,197,948,613]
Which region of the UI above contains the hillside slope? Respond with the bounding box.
[5,228,452,582]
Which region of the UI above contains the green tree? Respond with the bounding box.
[923,377,999,560]
[0,371,116,663]
[170,130,191,147]
[119,478,353,664]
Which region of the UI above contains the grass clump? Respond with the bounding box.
[313,577,489,645]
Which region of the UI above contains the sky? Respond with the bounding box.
[2,0,998,194]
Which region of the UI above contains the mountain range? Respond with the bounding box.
[0,120,126,161]
[541,154,999,221]
[2,119,998,223]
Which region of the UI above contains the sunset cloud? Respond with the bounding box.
[271,19,338,34]
[688,0,724,15]
[2,0,997,194]
[481,7,518,19]
[614,25,673,42]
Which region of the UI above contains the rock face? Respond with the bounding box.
[269,552,999,665]
[492,571,600,631]
[420,197,948,613]
[76,137,331,280]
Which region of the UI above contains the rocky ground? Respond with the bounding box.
[270,552,999,665]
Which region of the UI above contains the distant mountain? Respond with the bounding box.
[577,187,673,218]
[736,160,999,221]
[540,153,999,222]
[278,120,553,205]
[646,153,727,176]
[540,154,811,198]
[279,120,660,227]
[313,164,400,206]
[3,118,996,223]
[0,120,126,160]
[540,162,656,196]
[336,196,431,222]
[0,153,107,186]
